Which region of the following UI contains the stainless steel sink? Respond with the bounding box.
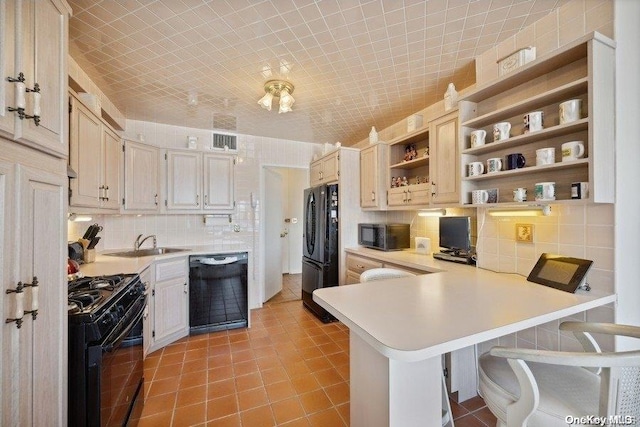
[104,247,189,258]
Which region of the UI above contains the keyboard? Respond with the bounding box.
[433,252,473,264]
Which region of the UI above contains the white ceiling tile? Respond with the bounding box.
[67,0,565,145]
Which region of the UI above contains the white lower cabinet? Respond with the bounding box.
[140,266,154,359]
[1,147,67,426]
[149,258,189,353]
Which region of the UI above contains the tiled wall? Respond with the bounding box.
[475,0,614,85]
[474,202,615,353]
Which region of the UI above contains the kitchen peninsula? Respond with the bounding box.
[313,261,616,427]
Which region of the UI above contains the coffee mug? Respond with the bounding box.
[536,147,555,166]
[561,141,585,161]
[468,161,484,177]
[472,189,489,204]
[505,153,526,170]
[486,157,502,173]
[559,99,582,124]
[513,187,527,202]
[493,122,511,141]
[470,130,486,148]
[523,111,544,133]
[534,182,556,201]
[571,182,589,199]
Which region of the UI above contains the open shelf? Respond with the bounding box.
[462,159,588,181]
[462,198,590,208]
[390,156,429,170]
[462,78,588,128]
[461,119,589,155]
[387,126,429,146]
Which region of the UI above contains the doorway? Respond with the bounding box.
[262,166,307,304]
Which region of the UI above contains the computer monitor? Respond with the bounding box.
[439,216,471,253]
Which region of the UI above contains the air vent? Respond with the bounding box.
[212,133,237,151]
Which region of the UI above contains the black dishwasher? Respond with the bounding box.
[189,252,248,335]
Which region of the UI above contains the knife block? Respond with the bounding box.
[83,249,96,263]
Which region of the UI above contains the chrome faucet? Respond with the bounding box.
[134,234,157,251]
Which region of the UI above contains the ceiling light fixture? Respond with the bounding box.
[258,80,295,113]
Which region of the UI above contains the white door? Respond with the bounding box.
[264,168,284,302]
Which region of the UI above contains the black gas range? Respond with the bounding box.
[68,273,146,427]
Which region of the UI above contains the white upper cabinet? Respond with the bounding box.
[123,140,160,212]
[166,150,202,210]
[165,149,235,213]
[69,94,121,210]
[430,111,459,205]
[1,0,70,157]
[310,150,340,186]
[203,153,235,211]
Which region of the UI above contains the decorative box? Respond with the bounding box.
[407,114,423,132]
[498,47,536,76]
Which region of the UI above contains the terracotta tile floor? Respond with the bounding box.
[134,299,496,426]
[265,274,302,304]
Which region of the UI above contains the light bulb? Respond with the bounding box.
[257,92,273,111]
[278,89,294,113]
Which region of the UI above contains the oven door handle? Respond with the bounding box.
[103,303,145,353]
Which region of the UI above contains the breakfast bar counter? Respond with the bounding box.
[313,267,616,427]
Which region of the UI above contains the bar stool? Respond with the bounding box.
[359,268,454,426]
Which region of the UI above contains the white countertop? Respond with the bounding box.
[346,246,470,273]
[78,245,250,276]
[314,257,616,362]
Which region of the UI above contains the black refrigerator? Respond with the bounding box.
[302,183,339,322]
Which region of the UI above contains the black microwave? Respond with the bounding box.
[358,223,410,251]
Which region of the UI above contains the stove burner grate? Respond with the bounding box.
[68,275,125,292]
[68,290,103,311]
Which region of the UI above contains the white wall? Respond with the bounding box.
[614,0,640,349]
[280,167,307,274]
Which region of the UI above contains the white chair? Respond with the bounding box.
[359,267,416,282]
[359,268,454,427]
[479,322,640,427]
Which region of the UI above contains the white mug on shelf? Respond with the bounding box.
[534,182,556,201]
[513,187,527,202]
[493,122,511,141]
[523,111,544,133]
[470,130,487,148]
[467,162,484,177]
[471,189,489,204]
[486,157,502,173]
[536,147,555,166]
[561,141,585,161]
[559,99,582,124]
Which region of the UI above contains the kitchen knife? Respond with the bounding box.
[87,224,102,240]
[87,237,100,249]
[82,224,95,239]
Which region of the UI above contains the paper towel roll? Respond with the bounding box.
[415,237,431,254]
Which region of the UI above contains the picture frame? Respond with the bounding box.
[515,223,534,243]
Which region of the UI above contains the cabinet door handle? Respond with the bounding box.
[204,194,208,206]
[371,191,375,201]
[184,283,188,294]
[196,194,199,206]
[407,189,412,202]
[105,186,109,201]
[356,264,364,269]
[431,181,436,196]
[154,194,158,206]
